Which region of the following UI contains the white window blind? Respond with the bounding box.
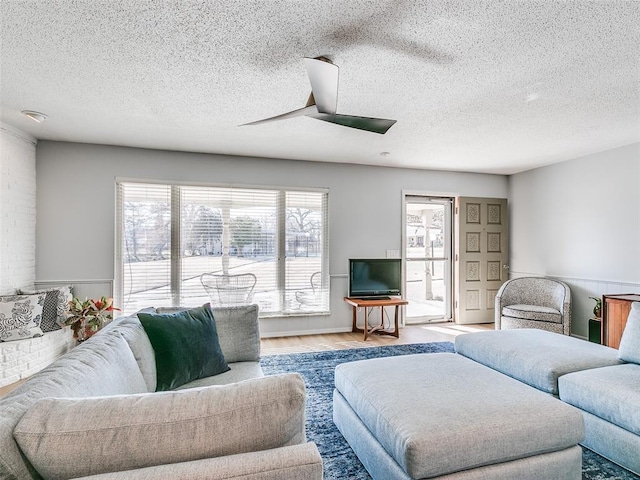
[116,181,329,316]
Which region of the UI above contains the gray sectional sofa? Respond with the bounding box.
[456,301,640,476]
[0,304,323,480]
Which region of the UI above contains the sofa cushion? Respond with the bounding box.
[70,443,323,480]
[0,294,45,341]
[177,361,264,389]
[455,329,622,394]
[559,364,640,435]
[618,302,640,364]
[502,304,562,323]
[138,304,229,391]
[13,373,307,480]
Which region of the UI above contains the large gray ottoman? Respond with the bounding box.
[333,353,584,480]
[454,329,623,395]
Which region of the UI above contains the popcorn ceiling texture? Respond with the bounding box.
[1,0,638,174]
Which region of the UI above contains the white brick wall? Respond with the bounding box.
[0,123,37,294]
[0,123,52,386]
[0,328,76,387]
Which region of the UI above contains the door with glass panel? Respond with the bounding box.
[404,196,453,323]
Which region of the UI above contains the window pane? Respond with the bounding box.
[180,187,280,313]
[405,259,446,319]
[285,191,328,313]
[120,183,172,313]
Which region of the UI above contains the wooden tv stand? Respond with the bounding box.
[344,296,408,341]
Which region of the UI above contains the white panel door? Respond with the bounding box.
[454,197,508,324]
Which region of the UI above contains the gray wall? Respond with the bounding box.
[36,141,507,336]
[509,143,640,338]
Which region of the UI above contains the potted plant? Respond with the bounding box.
[64,296,120,342]
[589,296,602,318]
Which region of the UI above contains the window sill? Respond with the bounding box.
[260,310,331,319]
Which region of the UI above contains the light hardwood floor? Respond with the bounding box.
[261,322,493,355]
[0,378,25,398]
[0,322,494,398]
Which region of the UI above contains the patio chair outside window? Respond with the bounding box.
[201,273,257,306]
[295,271,322,309]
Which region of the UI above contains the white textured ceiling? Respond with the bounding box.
[1,1,639,174]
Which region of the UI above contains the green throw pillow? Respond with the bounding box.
[138,304,229,390]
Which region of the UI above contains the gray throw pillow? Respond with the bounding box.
[618,302,640,364]
[138,304,229,390]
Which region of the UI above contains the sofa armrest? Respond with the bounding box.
[71,443,323,480]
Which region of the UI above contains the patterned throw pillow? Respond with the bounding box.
[18,285,73,330]
[38,290,62,332]
[0,294,45,342]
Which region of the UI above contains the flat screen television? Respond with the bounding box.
[348,258,402,298]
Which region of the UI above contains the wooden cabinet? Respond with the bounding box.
[602,294,640,349]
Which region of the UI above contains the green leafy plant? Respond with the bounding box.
[64,296,120,340]
[589,296,602,318]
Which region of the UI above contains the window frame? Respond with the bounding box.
[115,178,330,317]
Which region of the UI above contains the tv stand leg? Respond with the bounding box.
[364,307,370,340]
[352,306,358,333]
[392,305,400,338]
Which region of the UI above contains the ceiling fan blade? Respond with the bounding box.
[309,113,397,134]
[303,57,338,114]
[240,105,317,126]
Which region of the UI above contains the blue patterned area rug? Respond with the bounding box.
[261,343,639,480]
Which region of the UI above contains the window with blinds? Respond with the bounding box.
[116,181,329,317]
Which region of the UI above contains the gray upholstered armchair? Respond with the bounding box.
[495,277,571,335]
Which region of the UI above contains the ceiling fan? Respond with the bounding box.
[241,57,397,134]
